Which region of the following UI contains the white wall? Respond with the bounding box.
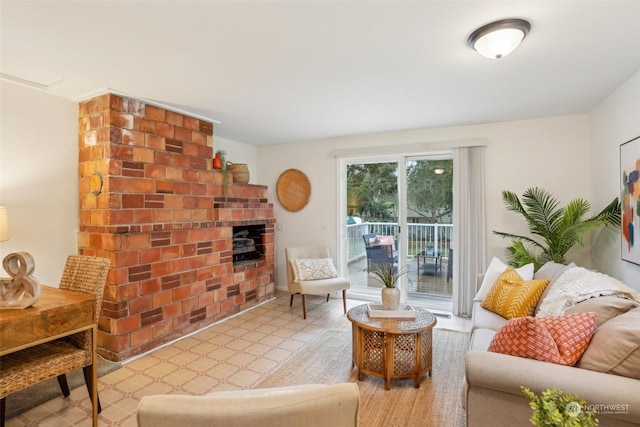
[213,135,259,185]
[589,69,640,289]
[0,81,78,285]
[258,115,592,290]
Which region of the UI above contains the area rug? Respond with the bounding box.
[4,355,121,419]
[256,316,468,427]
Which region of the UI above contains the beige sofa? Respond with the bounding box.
[464,263,640,427]
[137,383,360,427]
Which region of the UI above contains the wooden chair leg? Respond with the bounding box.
[57,374,71,397]
[1,397,6,427]
[301,294,307,319]
[83,365,102,413]
[342,289,347,314]
[326,293,330,302]
[290,294,294,307]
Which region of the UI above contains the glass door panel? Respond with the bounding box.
[346,161,400,298]
[405,157,453,310]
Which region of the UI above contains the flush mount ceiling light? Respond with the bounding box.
[433,168,445,175]
[467,18,531,59]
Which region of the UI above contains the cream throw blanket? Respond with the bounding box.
[536,266,640,317]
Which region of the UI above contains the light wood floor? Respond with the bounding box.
[6,291,470,427]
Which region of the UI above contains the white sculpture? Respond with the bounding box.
[0,252,42,309]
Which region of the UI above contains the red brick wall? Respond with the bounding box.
[78,94,275,361]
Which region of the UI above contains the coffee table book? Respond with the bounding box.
[367,303,417,319]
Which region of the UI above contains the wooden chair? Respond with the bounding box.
[285,246,350,319]
[0,255,110,426]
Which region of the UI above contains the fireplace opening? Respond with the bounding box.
[232,224,265,266]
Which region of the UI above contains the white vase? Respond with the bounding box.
[381,287,400,310]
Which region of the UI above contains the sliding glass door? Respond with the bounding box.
[343,153,453,311]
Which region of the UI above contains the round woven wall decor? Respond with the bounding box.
[276,169,311,212]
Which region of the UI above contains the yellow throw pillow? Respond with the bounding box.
[481,268,550,319]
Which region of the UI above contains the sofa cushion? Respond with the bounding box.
[375,235,395,249]
[289,258,338,281]
[488,312,597,366]
[566,295,638,327]
[475,257,534,302]
[468,328,496,351]
[533,261,576,315]
[471,302,507,332]
[536,266,640,317]
[577,307,640,380]
[481,268,549,319]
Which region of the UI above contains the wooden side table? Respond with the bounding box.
[347,304,437,390]
[0,286,98,427]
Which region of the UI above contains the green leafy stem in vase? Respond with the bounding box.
[368,262,407,288]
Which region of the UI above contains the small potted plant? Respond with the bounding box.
[521,386,599,426]
[213,150,229,197]
[369,262,406,310]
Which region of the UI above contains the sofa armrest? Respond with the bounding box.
[137,383,360,427]
[465,350,640,425]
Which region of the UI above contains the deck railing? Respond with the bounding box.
[347,222,452,262]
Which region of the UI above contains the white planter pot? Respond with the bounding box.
[381,287,400,310]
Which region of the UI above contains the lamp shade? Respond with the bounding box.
[468,19,531,59]
[0,207,8,242]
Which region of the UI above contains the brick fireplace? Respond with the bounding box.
[77,94,275,361]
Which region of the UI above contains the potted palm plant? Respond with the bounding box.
[369,262,407,310]
[494,187,620,271]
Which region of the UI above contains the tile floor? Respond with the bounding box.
[6,291,471,427]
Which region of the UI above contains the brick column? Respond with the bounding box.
[78,94,274,361]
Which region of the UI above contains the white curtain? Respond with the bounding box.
[452,146,486,317]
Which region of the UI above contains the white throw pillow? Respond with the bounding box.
[290,258,339,282]
[474,257,534,301]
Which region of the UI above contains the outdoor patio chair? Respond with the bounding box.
[365,245,398,271]
[363,234,398,272]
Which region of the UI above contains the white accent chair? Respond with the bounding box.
[137,383,360,427]
[285,246,350,319]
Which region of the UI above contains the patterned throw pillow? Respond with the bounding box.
[290,258,339,282]
[481,268,550,319]
[475,257,534,301]
[488,312,597,366]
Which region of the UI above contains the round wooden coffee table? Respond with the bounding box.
[347,304,437,390]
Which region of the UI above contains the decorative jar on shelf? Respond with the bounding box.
[213,151,224,170]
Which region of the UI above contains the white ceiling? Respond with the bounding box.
[2,1,640,146]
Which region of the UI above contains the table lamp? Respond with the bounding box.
[0,206,8,242]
